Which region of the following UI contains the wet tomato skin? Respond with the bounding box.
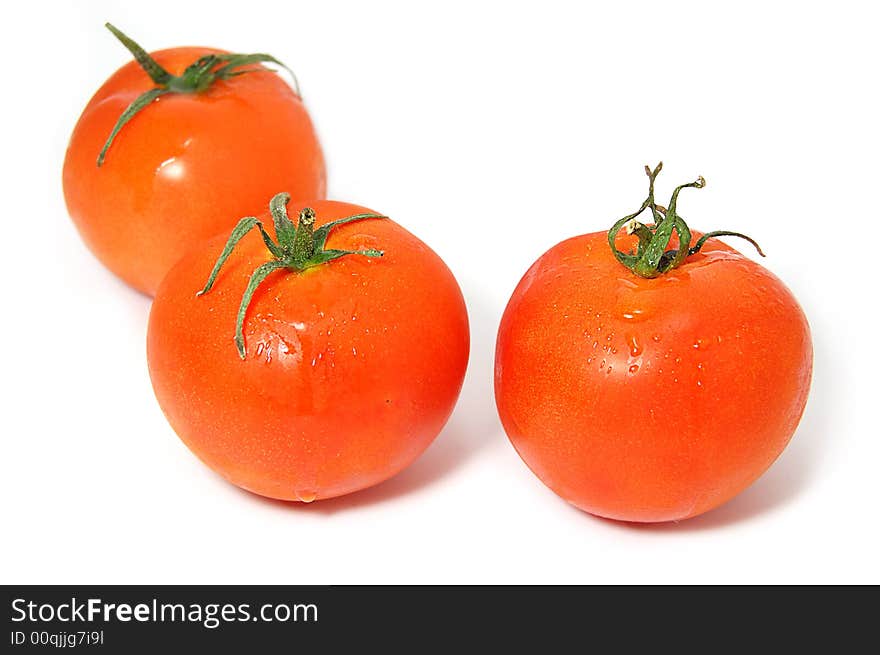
[494,230,812,522]
[147,200,469,502]
[63,47,326,296]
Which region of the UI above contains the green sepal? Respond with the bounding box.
[198,193,388,358]
[96,87,168,166]
[213,53,300,94]
[269,193,298,249]
[301,248,384,269]
[196,216,280,296]
[104,23,170,85]
[607,163,764,278]
[689,230,765,258]
[312,214,386,251]
[97,24,298,166]
[234,260,289,359]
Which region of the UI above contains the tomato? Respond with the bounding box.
[494,165,812,522]
[63,25,325,296]
[147,195,469,502]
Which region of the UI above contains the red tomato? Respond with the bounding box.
[494,165,812,522]
[147,196,469,501]
[63,25,325,295]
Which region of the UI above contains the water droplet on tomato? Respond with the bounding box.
[295,490,317,503]
[629,364,640,374]
[652,334,662,342]
[628,335,642,357]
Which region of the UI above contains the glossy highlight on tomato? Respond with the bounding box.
[63,27,325,296]
[494,166,812,522]
[147,199,469,502]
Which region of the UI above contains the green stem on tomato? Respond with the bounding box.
[97,23,299,166]
[197,193,386,359]
[607,163,765,278]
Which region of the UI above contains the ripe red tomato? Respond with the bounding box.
[63,25,325,296]
[147,196,469,501]
[495,165,812,522]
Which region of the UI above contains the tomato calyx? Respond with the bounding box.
[97,23,299,167]
[607,162,765,278]
[197,193,386,359]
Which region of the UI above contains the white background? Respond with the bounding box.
[1,1,877,584]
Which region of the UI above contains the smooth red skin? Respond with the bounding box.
[63,47,326,296]
[147,200,469,502]
[495,231,812,522]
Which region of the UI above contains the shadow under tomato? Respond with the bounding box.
[234,285,506,514]
[592,324,833,533]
